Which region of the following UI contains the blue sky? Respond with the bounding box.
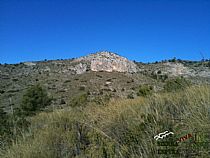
[0,0,210,64]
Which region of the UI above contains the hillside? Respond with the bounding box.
[1,51,210,112]
[0,51,210,158]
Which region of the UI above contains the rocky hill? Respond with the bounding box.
[73,51,138,73]
[0,51,210,112]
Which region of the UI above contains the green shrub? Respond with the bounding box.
[0,107,15,151]
[0,107,9,135]
[164,77,191,92]
[92,93,112,105]
[207,61,210,68]
[0,90,5,94]
[19,84,52,116]
[127,93,134,99]
[169,57,176,62]
[60,98,66,105]
[137,84,153,97]
[70,93,88,107]
[79,85,86,91]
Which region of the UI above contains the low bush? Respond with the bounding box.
[163,77,191,92]
[207,61,210,68]
[19,84,52,116]
[69,93,88,107]
[127,93,134,99]
[0,107,9,136]
[137,84,153,97]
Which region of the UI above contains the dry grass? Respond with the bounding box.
[1,85,210,158]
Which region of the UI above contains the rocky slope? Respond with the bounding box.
[0,51,210,111]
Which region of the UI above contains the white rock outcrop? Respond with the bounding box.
[74,51,138,73]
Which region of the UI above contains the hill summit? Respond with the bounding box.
[73,51,138,73]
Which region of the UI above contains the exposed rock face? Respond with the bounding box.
[74,51,138,73]
[70,63,87,74]
[164,62,191,76]
[163,62,210,77]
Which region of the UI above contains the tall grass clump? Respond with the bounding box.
[1,85,210,158]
